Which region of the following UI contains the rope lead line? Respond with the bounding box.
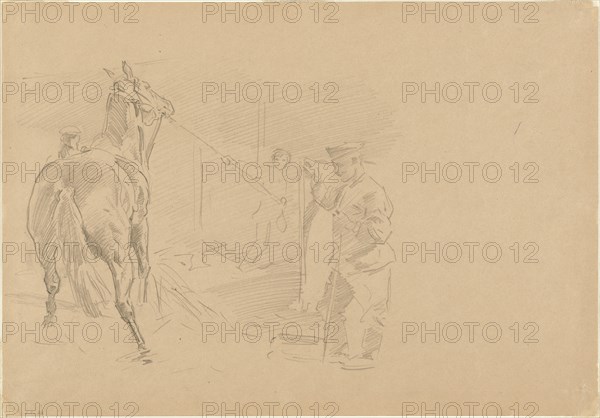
[166,116,283,205]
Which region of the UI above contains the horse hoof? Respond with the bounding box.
[42,315,57,327]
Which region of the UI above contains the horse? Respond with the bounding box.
[27,61,174,349]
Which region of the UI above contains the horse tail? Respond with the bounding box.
[53,187,110,317]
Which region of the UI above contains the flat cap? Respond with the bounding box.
[59,126,81,136]
[326,142,364,160]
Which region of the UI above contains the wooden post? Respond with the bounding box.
[298,171,306,307]
[193,141,203,231]
[257,102,265,163]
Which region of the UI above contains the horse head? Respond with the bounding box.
[100,61,174,169]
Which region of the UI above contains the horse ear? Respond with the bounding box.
[104,68,116,79]
[122,61,134,79]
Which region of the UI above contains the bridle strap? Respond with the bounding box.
[144,116,163,168]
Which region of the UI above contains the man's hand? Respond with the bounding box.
[303,158,318,178]
[221,155,237,166]
[335,210,362,234]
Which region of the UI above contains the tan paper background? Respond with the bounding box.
[2,2,598,416]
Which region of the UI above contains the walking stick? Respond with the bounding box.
[321,269,339,363]
[322,224,341,363]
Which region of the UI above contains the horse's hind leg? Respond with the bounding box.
[41,260,61,326]
[107,254,146,350]
[131,218,150,302]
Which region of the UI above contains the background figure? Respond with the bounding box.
[252,149,290,243]
[58,126,81,159]
[309,142,396,369]
[223,149,291,270]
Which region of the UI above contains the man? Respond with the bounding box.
[253,149,291,242]
[58,126,81,159]
[222,149,291,269]
[311,142,396,369]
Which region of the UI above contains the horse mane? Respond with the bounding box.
[102,92,134,147]
[92,78,165,171]
[89,89,149,170]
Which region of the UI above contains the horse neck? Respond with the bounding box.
[100,94,147,169]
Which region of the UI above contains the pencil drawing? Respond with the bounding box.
[18,59,397,370]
